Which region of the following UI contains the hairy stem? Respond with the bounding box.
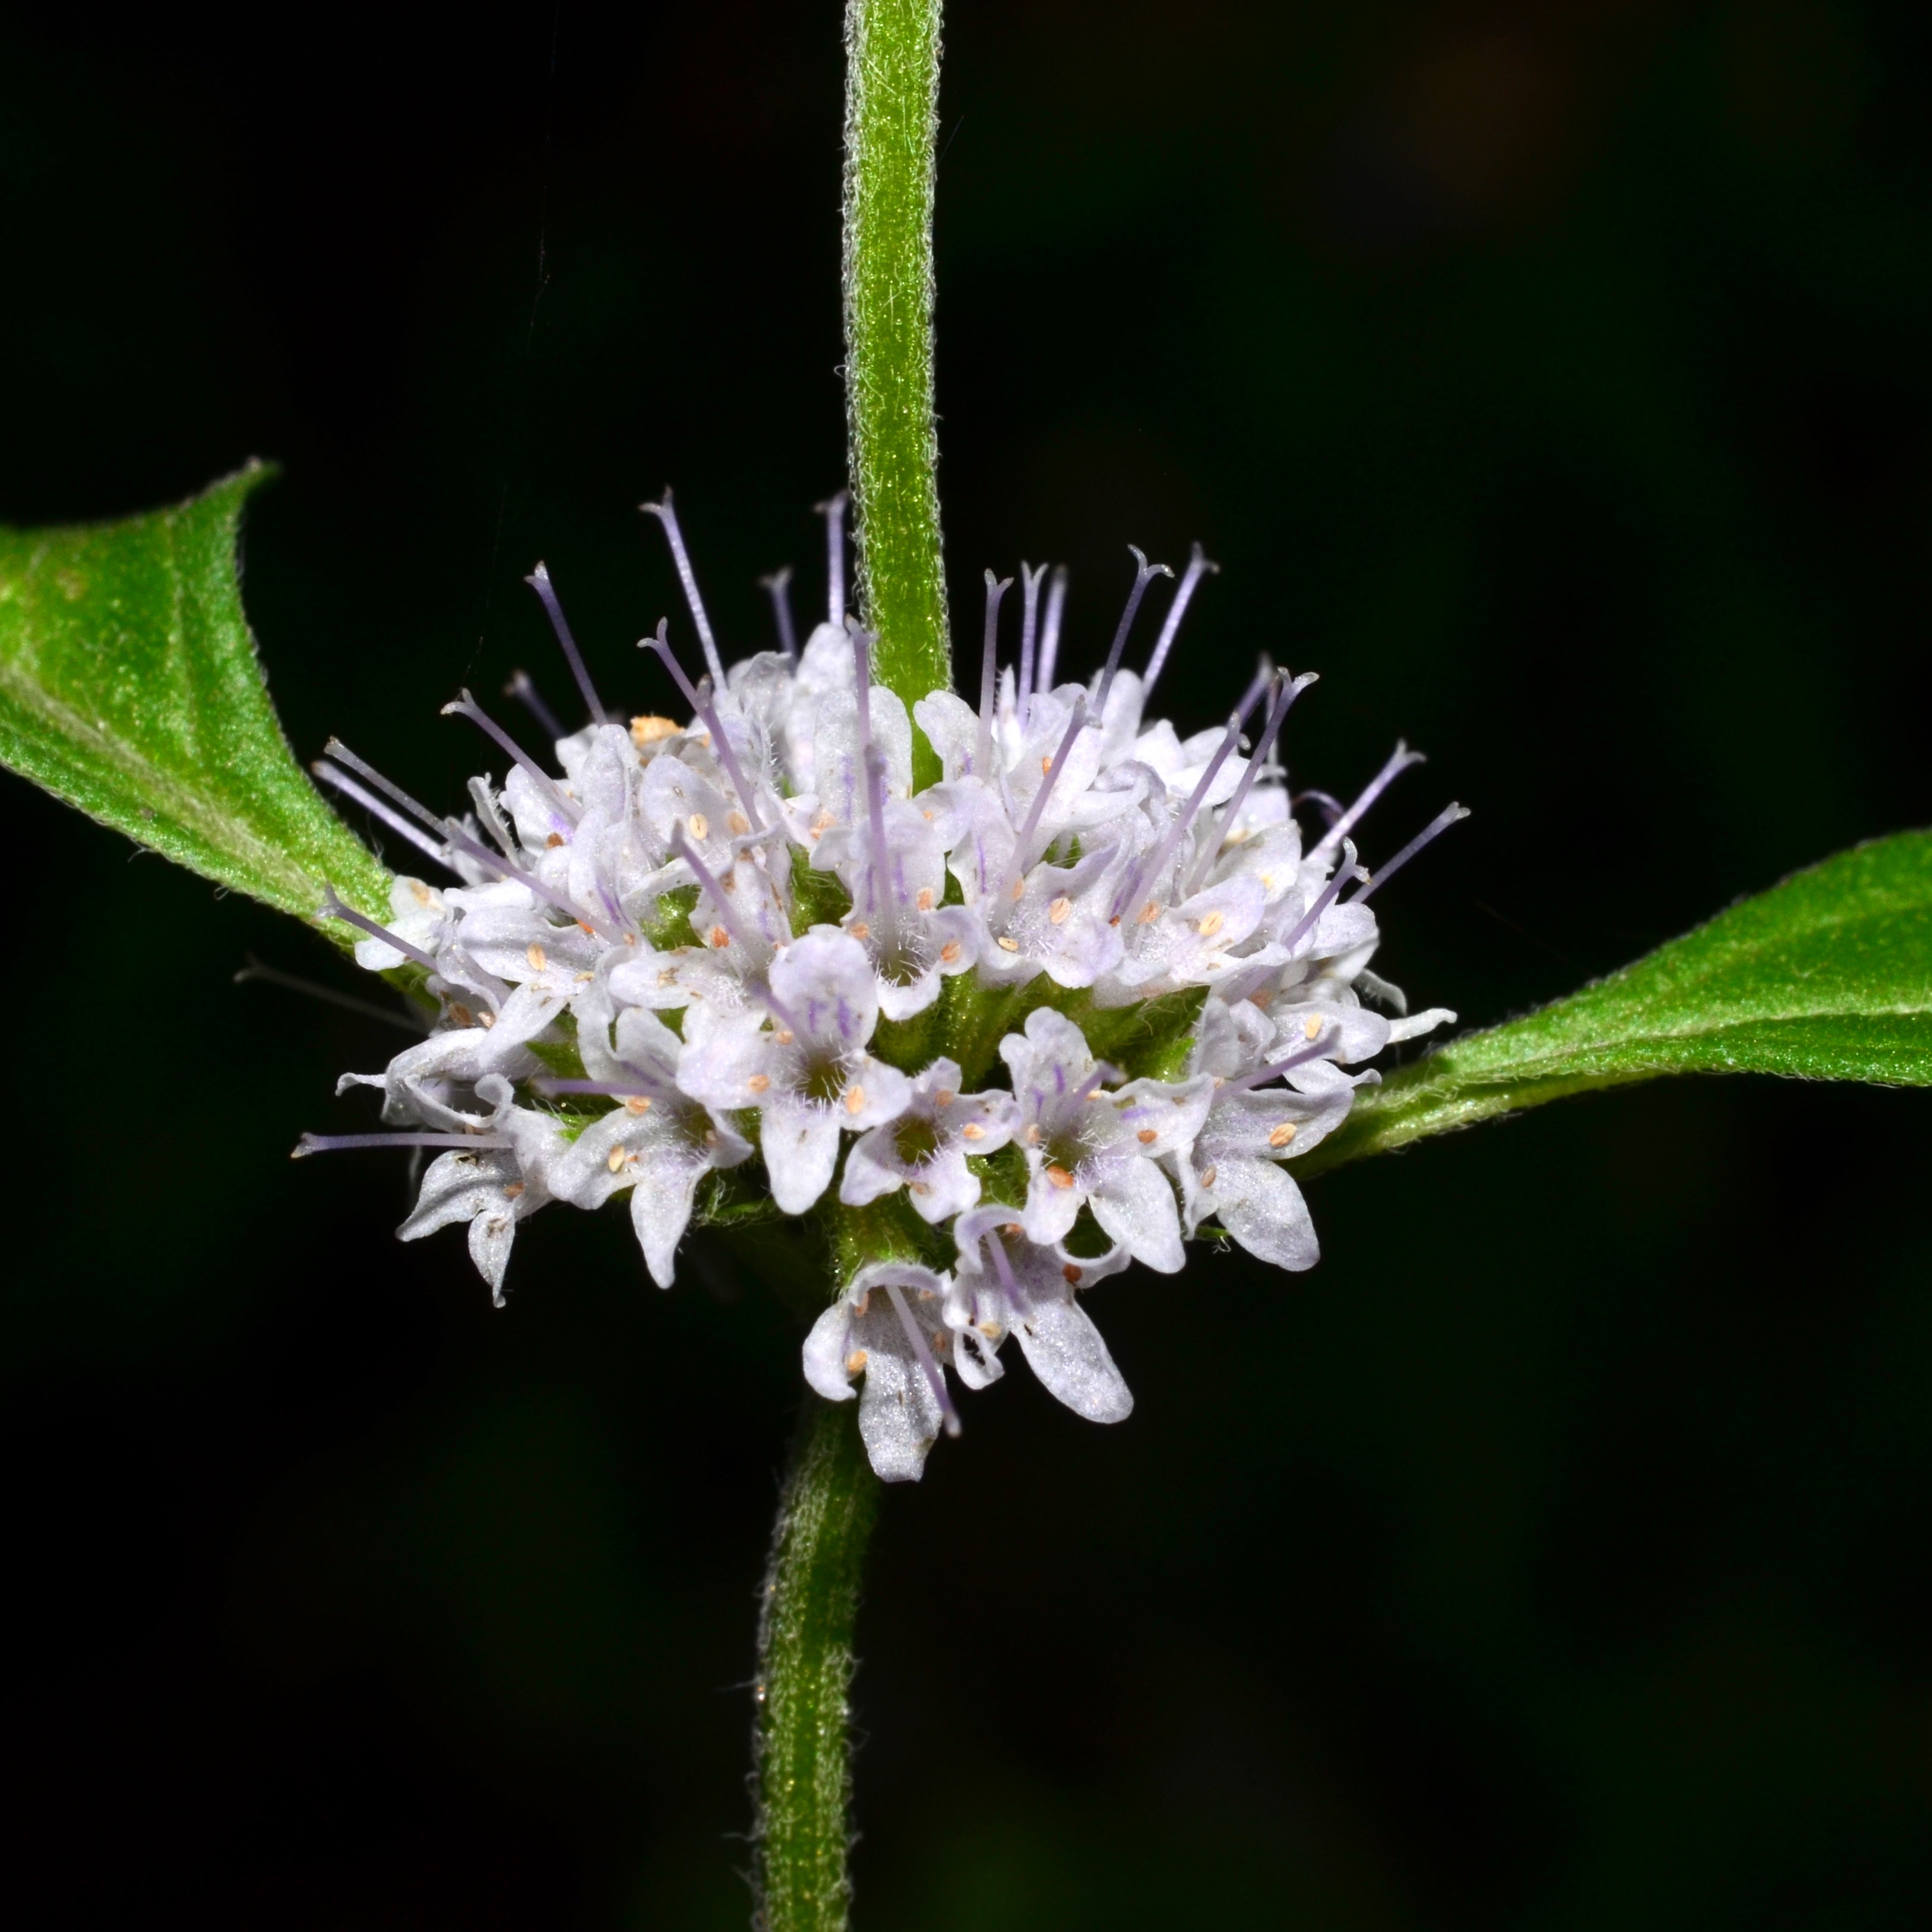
[752,1396,882,1932]
[843,0,951,718]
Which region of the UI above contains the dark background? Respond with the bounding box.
[5,1,1931,1925]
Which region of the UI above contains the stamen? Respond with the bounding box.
[758,566,799,663]
[321,739,451,843]
[441,690,581,819]
[639,489,728,690]
[504,669,566,742]
[1117,660,1273,918]
[1140,542,1221,699]
[234,955,427,1033]
[640,622,764,831]
[1348,803,1470,903]
[862,744,899,958]
[850,619,874,750]
[670,828,804,1036]
[1276,840,1365,954]
[312,760,456,871]
[883,1280,962,1438]
[524,562,608,726]
[998,695,1089,901]
[1182,669,1318,896]
[293,1131,512,1158]
[1311,742,1426,860]
[1016,562,1048,726]
[816,489,849,629]
[318,888,442,973]
[1222,1030,1339,1093]
[438,818,627,941]
[981,1223,1032,1314]
[1070,1064,1118,1106]
[533,1074,665,1102]
[975,571,1013,776]
[1036,565,1068,694]
[1095,545,1173,713]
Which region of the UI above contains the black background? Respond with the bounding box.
[7,2,1932,1925]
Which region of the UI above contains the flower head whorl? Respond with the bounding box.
[301,499,1465,1480]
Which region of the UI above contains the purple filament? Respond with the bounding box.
[818,490,849,629]
[1140,543,1220,700]
[234,955,428,1034]
[318,888,442,973]
[1094,546,1172,714]
[442,690,581,819]
[862,744,900,959]
[1016,562,1048,725]
[533,1076,662,1102]
[312,761,456,871]
[981,1224,1032,1315]
[640,623,764,832]
[1276,841,1363,954]
[759,566,799,663]
[1116,662,1273,920]
[1182,669,1318,897]
[1036,566,1068,694]
[437,817,625,941]
[524,562,607,726]
[1348,803,1469,904]
[294,1131,511,1158]
[1311,742,1425,860]
[1000,695,1089,899]
[975,571,1013,777]
[883,1280,962,1438]
[640,489,728,690]
[321,739,451,843]
[504,669,566,743]
[1222,1031,1341,1093]
[669,829,805,1036]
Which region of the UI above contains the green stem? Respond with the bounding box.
[752,1396,882,1932]
[843,0,951,717]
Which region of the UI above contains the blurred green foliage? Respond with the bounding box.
[4,2,1928,1927]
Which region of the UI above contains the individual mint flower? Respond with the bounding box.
[947,1205,1134,1424]
[674,928,912,1215]
[998,1007,1211,1272]
[546,1005,755,1287]
[838,1057,1014,1222]
[803,1260,960,1482]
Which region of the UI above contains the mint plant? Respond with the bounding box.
[2,6,1927,1929]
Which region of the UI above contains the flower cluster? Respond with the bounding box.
[301,495,1460,1480]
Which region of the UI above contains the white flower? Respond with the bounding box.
[948,1205,1134,1422]
[839,1057,1013,1221]
[674,928,910,1214]
[999,1007,1209,1273]
[803,1261,960,1481]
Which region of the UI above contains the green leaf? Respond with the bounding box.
[1305,831,1932,1174]
[0,465,389,925]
